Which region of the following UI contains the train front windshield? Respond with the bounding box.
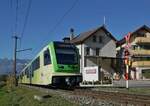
[54,43,78,65]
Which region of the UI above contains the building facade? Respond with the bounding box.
[117,25,150,80]
[70,26,117,79]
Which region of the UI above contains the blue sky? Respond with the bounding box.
[0,0,150,59]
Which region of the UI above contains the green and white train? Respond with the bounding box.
[18,41,82,87]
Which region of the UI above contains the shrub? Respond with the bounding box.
[6,74,16,91]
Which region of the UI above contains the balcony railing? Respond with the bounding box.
[130,50,150,56]
[135,37,150,44]
[132,61,150,67]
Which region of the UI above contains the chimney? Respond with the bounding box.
[70,28,74,40]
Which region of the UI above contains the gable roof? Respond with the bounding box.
[70,25,117,44]
[117,25,150,46]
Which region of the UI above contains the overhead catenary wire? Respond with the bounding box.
[48,0,79,35]
[9,0,14,39]
[19,0,32,48]
[14,0,19,34]
[20,0,32,38]
[11,0,32,83]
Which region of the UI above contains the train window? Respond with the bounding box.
[32,57,40,71]
[44,49,51,65]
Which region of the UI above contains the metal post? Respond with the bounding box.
[126,64,129,88]
[124,32,131,89]
[81,44,85,72]
[13,36,18,86]
[99,58,103,85]
[101,67,103,85]
[12,36,32,86]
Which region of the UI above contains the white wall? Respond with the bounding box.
[84,29,116,57]
[76,29,116,73]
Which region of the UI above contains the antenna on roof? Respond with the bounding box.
[103,16,106,26]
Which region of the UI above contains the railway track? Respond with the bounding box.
[19,84,150,106]
[73,89,150,106]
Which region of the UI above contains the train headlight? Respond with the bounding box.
[65,77,71,85]
[65,77,70,82]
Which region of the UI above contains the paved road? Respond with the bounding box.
[113,79,150,88]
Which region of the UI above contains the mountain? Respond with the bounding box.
[0,58,30,75]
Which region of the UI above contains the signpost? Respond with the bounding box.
[124,32,131,89]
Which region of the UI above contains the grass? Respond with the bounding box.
[0,86,78,106]
[128,88,150,95]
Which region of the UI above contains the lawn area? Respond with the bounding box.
[0,86,78,106]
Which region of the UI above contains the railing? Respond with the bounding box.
[132,61,150,67]
[135,37,150,44]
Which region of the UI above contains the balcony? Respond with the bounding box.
[132,61,150,67]
[135,37,150,44]
[130,50,150,56]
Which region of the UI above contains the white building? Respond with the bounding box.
[68,25,117,79]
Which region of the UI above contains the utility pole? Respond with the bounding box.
[12,36,32,86]
[12,36,19,86]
